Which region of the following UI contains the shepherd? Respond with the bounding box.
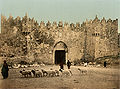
[1,60,9,79]
[59,60,64,72]
[67,60,71,69]
[104,61,107,68]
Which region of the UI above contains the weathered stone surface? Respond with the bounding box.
[0,14,119,64]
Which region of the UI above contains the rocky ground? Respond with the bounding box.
[0,65,119,89]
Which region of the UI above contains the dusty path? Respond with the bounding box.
[0,65,119,89]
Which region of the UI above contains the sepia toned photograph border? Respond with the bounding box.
[0,0,120,89]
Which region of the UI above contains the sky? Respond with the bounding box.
[0,0,120,33]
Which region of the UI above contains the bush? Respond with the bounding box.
[95,56,120,66]
[19,61,28,65]
[73,59,81,65]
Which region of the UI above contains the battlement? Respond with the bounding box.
[1,14,118,27]
[39,18,118,28]
[1,14,118,34]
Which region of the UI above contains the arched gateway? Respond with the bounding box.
[53,41,68,64]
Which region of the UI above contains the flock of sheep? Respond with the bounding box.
[20,68,73,78]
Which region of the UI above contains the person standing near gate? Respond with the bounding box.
[67,60,71,69]
[1,60,9,79]
[59,60,64,71]
[104,61,107,67]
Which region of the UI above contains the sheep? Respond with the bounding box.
[40,63,45,66]
[59,69,72,76]
[32,64,40,67]
[20,69,32,77]
[55,70,60,76]
[84,63,88,67]
[48,69,62,77]
[78,68,87,74]
[20,65,28,68]
[12,64,21,69]
[48,68,59,77]
[48,70,56,77]
[41,69,48,77]
[41,69,57,77]
[31,69,43,77]
[12,66,19,69]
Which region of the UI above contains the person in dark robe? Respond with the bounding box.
[1,60,9,79]
[104,61,107,67]
[67,60,71,69]
[59,61,64,71]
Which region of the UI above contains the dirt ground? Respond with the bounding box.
[0,65,119,89]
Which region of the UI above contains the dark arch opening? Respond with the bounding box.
[55,50,66,64]
[54,41,68,64]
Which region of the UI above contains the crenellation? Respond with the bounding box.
[92,15,100,23]
[75,22,80,28]
[107,18,112,23]
[70,23,75,30]
[15,16,21,21]
[112,19,118,26]
[85,19,89,24]
[64,22,69,29]
[81,22,86,27]
[101,17,106,24]
[58,21,63,28]
[46,21,51,28]
[40,21,45,29]
[52,21,57,29]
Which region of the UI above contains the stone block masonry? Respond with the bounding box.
[0,14,119,64]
